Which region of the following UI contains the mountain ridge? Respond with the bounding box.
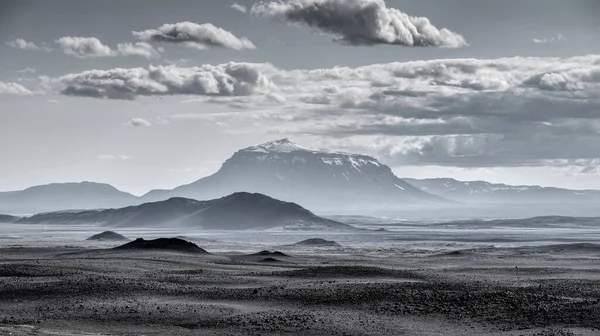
[0,181,139,215]
[404,178,600,203]
[18,192,354,231]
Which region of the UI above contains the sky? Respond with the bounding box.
[1,0,600,195]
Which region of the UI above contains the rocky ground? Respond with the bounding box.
[1,243,600,335]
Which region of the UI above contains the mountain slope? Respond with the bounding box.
[404,178,600,203]
[0,214,20,223]
[18,192,354,231]
[143,139,446,212]
[0,182,139,214]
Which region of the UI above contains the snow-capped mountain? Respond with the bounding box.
[143,139,445,212]
[404,178,600,203]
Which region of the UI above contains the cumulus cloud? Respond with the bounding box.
[116,42,161,59]
[0,81,34,95]
[231,3,248,13]
[55,37,114,58]
[48,54,600,169]
[125,118,152,127]
[251,0,467,47]
[5,38,49,51]
[57,62,273,100]
[54,37,160,59]
[133,22,256,50]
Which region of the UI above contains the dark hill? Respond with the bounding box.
[18,192,354,231]
[86,231,128,241]
[295,238,341,247]
[114,238,208,253]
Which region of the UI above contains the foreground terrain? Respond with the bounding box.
[1,241,600,335]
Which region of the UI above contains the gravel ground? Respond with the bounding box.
[1,244,600,335]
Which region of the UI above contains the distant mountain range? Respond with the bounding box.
[17,192,353,231]
[404,178,600,204]
[142,138,444,212]
[2,140,600,216]
[0,182,138,215]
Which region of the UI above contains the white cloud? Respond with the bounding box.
[54,37,161,59]
[251,0,467,47]
[49,54,600,169]
[125,118,152,127]
[231,3,248,13]
[154,116,170,125]
[116,42,161,59]
[0,81,34,95]
[5,38,49,51]
[133,21,256,50]
[55,37,114,58]
[58,62,274,100]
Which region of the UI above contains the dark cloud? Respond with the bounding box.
[251,0,467,47]
[133,22,255,50]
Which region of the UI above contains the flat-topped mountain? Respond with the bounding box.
[18,192,354,231]
[143,139,445,212]
[0,182,138,215]
[404,178,600,203]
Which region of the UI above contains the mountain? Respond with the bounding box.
[404,178,600,203]
[0,214,20,223]
[143,139,445,212]
[0,182,139,215]
[18,192,354,231]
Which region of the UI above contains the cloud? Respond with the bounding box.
[133,21,256,50]
[97,155,134,160]
[0,81,34,95]
[48,54,600,169]
[231,3,248,13]
[55,37,114,58]
[5,38,49,51]
[251,0,467,47]
[57,62,274,100]
[116,42,161,59]
[16,67,36,74]
[54,37,161,59]
[533,33,565,44]
[154,116,170,125]
[125,118,152,127]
